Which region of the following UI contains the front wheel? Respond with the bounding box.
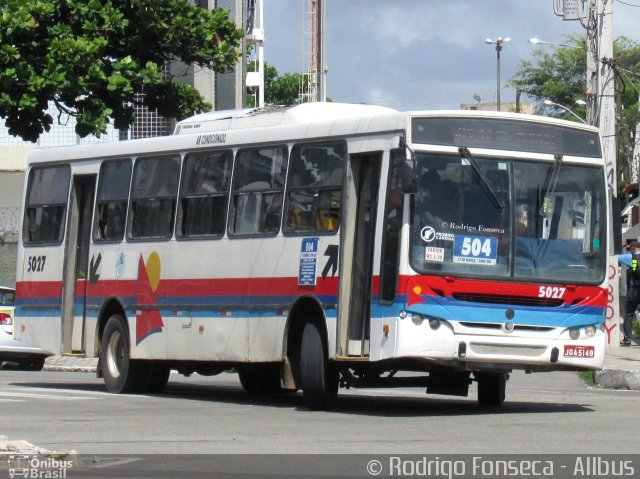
[300,321,338,410]
[476,372,507,407]
[100,315,145,393]
[19,356,45,371]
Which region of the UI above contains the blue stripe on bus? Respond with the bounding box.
[405,296,605,328]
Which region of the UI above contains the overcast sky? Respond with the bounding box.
[262,0,640,110]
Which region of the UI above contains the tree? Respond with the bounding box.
[247,63,306,107]
[510,36,589,115]
[0,0,244,142]
[510,36,640,194]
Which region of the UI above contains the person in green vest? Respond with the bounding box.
[617,241,640,346]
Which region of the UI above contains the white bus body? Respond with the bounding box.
[15,103,609,408]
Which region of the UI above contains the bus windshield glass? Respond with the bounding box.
[410,152,606,284]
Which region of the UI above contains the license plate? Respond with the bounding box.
[563,345,595,358]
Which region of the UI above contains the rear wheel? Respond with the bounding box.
[100,315,145,393]
[477,372,507,407]
[144,361,171,394]
[300,321,338,410]
[238,363,282,394]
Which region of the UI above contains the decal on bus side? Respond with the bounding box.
[26,255,46,273]
[195,132,227,145]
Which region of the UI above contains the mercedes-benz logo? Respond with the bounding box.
[420,226,436,242]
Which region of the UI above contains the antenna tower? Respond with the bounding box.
[300,0,325,103]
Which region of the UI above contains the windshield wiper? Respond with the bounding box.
[458,147,505,209]
[535,153,563,240]
[540,154,563,205]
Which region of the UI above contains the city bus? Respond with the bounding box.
[14,102,610,408]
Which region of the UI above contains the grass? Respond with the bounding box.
[578,370,596,386]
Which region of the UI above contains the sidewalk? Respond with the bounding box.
[40,345,640,391]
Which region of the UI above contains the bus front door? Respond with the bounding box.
[337,152,381,357]
[61,175,96,354]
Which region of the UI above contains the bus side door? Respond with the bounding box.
[61,175,96,354]
[337,151,382,357]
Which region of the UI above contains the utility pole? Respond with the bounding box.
[246,0,265,108]
[557,0,620,346]
[586,0,619,346]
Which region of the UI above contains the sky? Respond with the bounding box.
[262,0,640,110]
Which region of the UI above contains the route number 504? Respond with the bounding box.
[538,286,566,299]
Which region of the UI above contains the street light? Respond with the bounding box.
[485,37,510,111]
[542,100,587,124]
[528,37,581,49]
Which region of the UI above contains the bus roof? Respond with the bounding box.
[25,103,600,165]
[173,103,400,135]
[27,103,404,164]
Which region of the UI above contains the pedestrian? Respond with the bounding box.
[617,241,640,346]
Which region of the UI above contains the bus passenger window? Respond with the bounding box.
[128,155,180,240]
[283,140,346,235]
[24,165,71,244]
[177,150,232,238]
[229,146,288,236]
[94,159,132,242]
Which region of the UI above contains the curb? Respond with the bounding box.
[43,357,98,374]
[594,368,640,391]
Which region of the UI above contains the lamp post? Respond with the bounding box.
[485,37,510,111]
[542,99,587,124]
[528,37,581,49]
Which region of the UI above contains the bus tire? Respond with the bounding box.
[300,321,338,410]
[144,361,171,394]
[477,372,507,407]
[19,356,45,371]
[100,315,145,394]
[238,364,282,394]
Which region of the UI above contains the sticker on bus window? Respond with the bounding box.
[425,247,444,263]
[452,235,498,265]
[298,237,319,286]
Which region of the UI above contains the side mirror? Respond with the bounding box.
[611,195,622,255]
[402,160,417,194]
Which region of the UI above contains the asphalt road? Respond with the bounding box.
[2,367,639,458]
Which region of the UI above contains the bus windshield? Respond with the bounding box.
[410,152,606,284]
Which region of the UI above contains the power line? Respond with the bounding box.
[616,0,640,7]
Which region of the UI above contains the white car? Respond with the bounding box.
[0,286,15,336]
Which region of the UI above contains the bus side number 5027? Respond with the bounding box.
[538,286,566,299]
[27,255,46,273]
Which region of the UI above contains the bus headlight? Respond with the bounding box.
[429,318,441,330]
[412,314,424,325]
[585,325,596,337]
[569,328,580,340]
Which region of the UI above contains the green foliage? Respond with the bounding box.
[577,371,596,386]
[511,37,587,107]
[510,35,640,120]
[247,63,308,107]
[0,0,243,142]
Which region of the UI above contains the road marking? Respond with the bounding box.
[7,387,110,396]
[0,391,95,401]
[3,387,153,401]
